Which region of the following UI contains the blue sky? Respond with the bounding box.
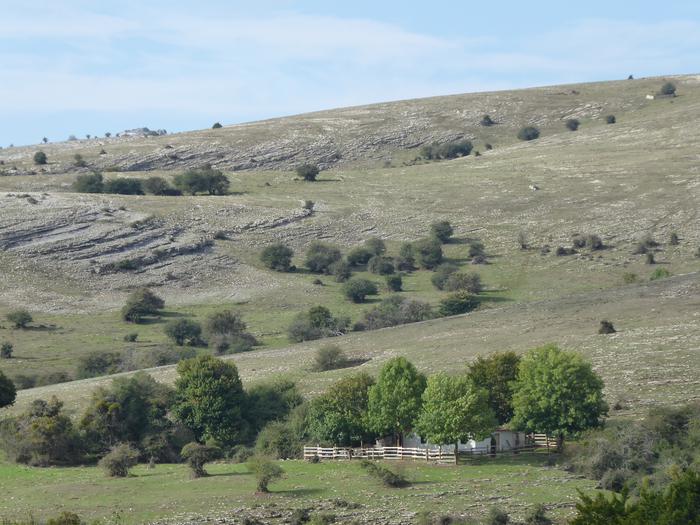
[1,0,699,146]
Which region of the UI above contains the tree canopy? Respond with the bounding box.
[467,351,521,425]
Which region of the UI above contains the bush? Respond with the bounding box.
[365,237,386,256]
[598,320,616,334]
[367,255,395,275]
[414,238,443,269]
[444,272,482,294]
[329,260,352,282]
[486,508,509,525]
[480,114,495,126]
[431,263,458,290]
[523,504,552,525]
[164,319,203,346]
[430,220,454,243]
[288,306,350,342]
[606,115,616,124]
[363,295,434,330]
[305,242,342,274]
[46,512,83,525]
[33,151,47,165]
[6,309,32,328]
[121,288,164,323]
[468,240,485,258]
[123,333,138,342]
[76,351,123,379]
[248,455,285,492]
[73,154,87,168]
[99,443,139,477]
[181,442,221,478]
[650,267,671,280]
[565,119,580,131]
[386,274,402,292]
[212,122,223,129]
[313,344,348,372]
[1,342,13,359]
[174,167,229,195]
[517,126,540,141]
[360,460,409,487]
[296,164,320,181]
[260,243,294,272]
[660,82,676,96]
[144,176,179,196]
[346,247,374,266]
[439,291,479,316]
[72,172,104,193]
[255,421,302,459]
[343,278,378,303]
[622,272,638,284]
[396,243,416,271]
[0,370,16,409]
[103,178,144,195]
[645,252,655,264]
[669,232,679,245]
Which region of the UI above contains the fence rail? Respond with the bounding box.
[303,445,455,463]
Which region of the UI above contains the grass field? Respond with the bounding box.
[0,455,595,524]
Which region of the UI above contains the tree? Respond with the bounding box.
[0,342,12,358]
[164,319,203,346]
[42,137,48,144]
[296,164,320,181]
[144,176,178,196]
[480,115,495,126]
[181,442,221,477]
[172,355,248,445]
[99,443,139,477]
[174,167,229,195]
[103,178,144,195]
[606,115,616,124]
[346,247,374,266]
[396,243,416,271]
[307,372,376,446]
[329,260,352,282]
[33,151,47,165]
[431,263,459,290]
[439,291,479,316]
[367,255,394,275]
[246,379,303,437]
[6,309,32,328]
[76,351,123,379]
[248,455,285,492]
[212,122,223,129]
[121,288,164,323]
[415,373,496,460]
[305,241,342,273]
[511,345,608,448]
[414,238,443,269]
[363,295,433,330]
[72,172,104,193]
[599,320,616,334]
[287,306,350,342]
[254,420,302,459]
[343,278,378,303]
[365,238,386,256]
[260,243,294,272]
[565,119,580,131]
[105,132,112,138]
[312,344,348,372]
[386,274,402,292]
[444,272,483,294]
[366,357,426,443]
[467,352,521,425]
[517,126,540,141]
[660,82,676,96]
[73,154,87,168]
[0,370,16,409]
[430,220,454,243]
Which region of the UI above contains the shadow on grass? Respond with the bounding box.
[24,324,58,332]
[274,487,325,497]
[311,358,371,373]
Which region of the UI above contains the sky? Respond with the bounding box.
[1,0,699,146]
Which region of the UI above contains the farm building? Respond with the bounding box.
[402,429,530,455]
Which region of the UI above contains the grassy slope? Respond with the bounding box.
[0,456,594,524]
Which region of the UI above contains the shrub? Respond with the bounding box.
[480,115,495,126]
[343,278,378,303]
[367,255,395,275]
[6,309,32,328]
[248,455,285,492]
[212,122,223,129]
[598,320,616,334]
[329,260,352,282]
[517,231,529,250]
[517,126,540,141]
[0,370,16,409]
[486,507,509,525]
[645,252,655,264]
[287,306,350,342]
[439,291,479,316]
[660,82,676,96]
[72,172,104,193]
[76,351,123,379]
[632,233,657,254]
[99,443,139,477]
[164,319,203,346]
[313,344,348,372]
[46,512,83,525]
[396,243,416,271]
[121,288,165,323]
[385,274,402,292]
[144,176,179,196]
[346,247,374,266]
[33,151,47,165]
[360,460,409,487]
[103,178,144,195]
[123,333,138,342]
[606,115,616,124]
[468,240,485,258]
[73,154,87,168]
[35,371,73,387]
[305,242,342,273]
[296,164,320,181]
[523,504,552,525]
[363,295,434,330]
[414,238,443,269]
[430,220,454,243]
[444,272,482,294]
[364,237,386,256]
[181,442,221,478]
[565,119,580,131]
[650,268,671,280]
[255,421,302,459]
[174,167,229,195]
[622,272,638,284]
[260,243,294,272]
[431,263,458,290]
[669,232,679,245]
[1,342,13,358]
